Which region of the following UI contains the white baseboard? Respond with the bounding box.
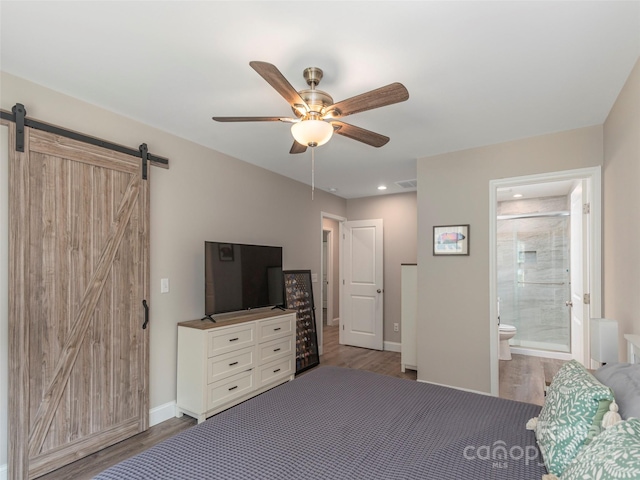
[384,341,401,353]
[149,400,176,427]
[0,463,6,480]
[417,379,494,397]
[327,317,340,327]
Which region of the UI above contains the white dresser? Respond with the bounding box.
[176,309,296,423]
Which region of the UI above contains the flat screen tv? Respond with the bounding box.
[204,241,284,316]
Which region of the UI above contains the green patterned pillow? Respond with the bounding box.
[536,360,614,476]
[559,418,640,479]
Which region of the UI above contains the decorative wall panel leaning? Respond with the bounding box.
[283,270,320,373]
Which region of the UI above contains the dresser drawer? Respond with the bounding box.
[257,315,294,343]
[207,370,254,411]
[257,356,293,388]
[257,336,293,365]
[207,346,254,384]
[208,323,255,357]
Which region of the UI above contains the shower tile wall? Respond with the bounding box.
[498,196,571,353]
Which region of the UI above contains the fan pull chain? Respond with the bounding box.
[311,147,315,200]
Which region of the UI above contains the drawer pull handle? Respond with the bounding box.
[229,337,239,342]
[229,361,239,366]
[273,327,281,331]
[273,348,281,352]
[273,368,281,373]
[228,385,238,391]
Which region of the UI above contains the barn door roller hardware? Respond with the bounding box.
[139,143,149,180]
[12,104,25,152]
[1,103,169,177]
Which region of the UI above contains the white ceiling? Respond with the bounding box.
[1,1,639,199]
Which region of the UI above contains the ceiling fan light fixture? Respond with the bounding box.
[322,108,341,119]
[291,119,333,147]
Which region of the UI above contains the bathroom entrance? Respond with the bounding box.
[497,194,572,355]
[489,167,602,395]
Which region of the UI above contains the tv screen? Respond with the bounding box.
[204,242,284,315]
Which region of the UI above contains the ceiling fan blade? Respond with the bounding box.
[249,61,309,111]
[290,141,308,154]
[326,83,409,118]
[331,121,390,148]
[212,116,295,122]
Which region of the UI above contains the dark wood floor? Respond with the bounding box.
[40,322,557,478]
[499,353,566,406]
[315,323,417,381]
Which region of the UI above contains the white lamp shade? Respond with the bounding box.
[291,120,333,147]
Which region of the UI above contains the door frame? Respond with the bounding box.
[323,228,335,327]
[319,211,346,356]
[489,166,602,396]
[569,180,588,363]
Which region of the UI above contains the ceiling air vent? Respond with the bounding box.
[395,179,417,189]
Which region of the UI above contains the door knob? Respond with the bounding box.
[565,300,573,307]
[377,289,382,293]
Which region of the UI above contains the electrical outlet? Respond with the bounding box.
[393,323,399,332]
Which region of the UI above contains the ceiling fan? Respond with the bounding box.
[212,61,409,154]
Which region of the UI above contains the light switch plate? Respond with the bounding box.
[311,273,318,282]
[160,278,169,293]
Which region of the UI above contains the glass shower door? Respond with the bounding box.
[497,215,571,353]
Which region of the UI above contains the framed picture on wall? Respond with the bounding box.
[433,224,470,256]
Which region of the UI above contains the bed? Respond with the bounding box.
[96,366,546,479]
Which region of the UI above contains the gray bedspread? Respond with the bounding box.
[95,366,546,479]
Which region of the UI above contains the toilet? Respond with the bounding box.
[499,324,517,360]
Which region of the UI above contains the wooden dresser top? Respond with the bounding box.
[178,308,296,330]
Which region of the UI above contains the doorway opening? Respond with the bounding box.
[489,167,602,396]
[319,212,345,356]
[322,227,336,328]
[497,190,572,357]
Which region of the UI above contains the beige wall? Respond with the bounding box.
[346,192,417,344]
[0,73,347,430]
[1,55,636,466]
[417,126,603,392]
[603,58,640,356]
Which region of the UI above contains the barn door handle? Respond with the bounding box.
[142,300,149,329]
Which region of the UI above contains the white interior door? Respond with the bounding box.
[340,219,384,350]
[570,180,588,365]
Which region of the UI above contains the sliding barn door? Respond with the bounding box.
[7,122,150,479]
